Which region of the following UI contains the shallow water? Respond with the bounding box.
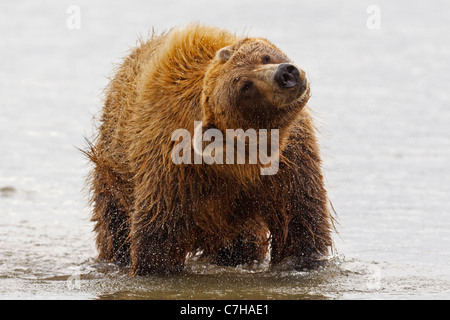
[1,0,450,299]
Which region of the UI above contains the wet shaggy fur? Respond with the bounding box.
[84,24,334,275]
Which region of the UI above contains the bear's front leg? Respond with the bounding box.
[269,195,333,270]
[270,206,332,270]
[129,212,190,275]
[267,133,334,269]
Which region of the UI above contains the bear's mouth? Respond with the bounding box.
[296,81,310,103]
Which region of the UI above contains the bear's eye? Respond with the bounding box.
[240,81,253,93]
[262,55,271,64]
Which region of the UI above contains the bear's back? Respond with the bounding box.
[96,24,238,178]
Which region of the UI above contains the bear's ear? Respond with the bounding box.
[216,46,234,63]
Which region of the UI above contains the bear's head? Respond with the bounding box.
[201,38,310,132]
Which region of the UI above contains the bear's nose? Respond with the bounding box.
[274,63,300,89]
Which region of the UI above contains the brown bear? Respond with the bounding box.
[84,24,334,275]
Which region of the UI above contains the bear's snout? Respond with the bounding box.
[274,63,301,89]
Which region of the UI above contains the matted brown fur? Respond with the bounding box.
[84,24,334,275]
